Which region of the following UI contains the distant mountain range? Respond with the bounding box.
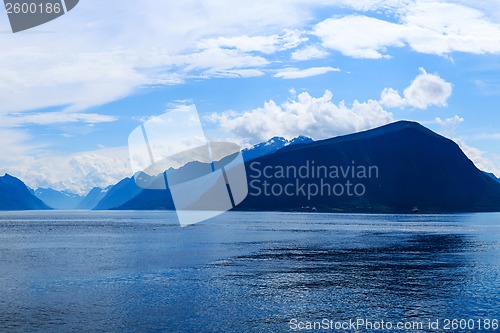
[34,188,83,210]
[2,135,299,211]
[2,122,500,212]
[92,177,143,210]
[113,135,315,210]
[76,187,109,210]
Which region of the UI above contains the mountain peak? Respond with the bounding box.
[267,136,288,143]
[289,136,314,145]
[0,174,51,210]
[243,135,314,161]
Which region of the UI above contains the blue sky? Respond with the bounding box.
[1,0,500,193]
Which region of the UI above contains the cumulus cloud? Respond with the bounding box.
[208,90,394,142]
[380,68,453,109]
[274,66,340,79]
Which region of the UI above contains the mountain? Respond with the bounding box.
[35,188,83,210]
[242,136,313,161]
[113,189,175,210]
[93,177,143,210]
[106,136,314,210]
[110,121,500,213]
[0,174,51,210]
[238,121,500,213]
[77,187,110,210]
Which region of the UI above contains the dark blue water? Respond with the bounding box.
[0,211,498,332]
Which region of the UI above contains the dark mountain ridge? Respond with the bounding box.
[238,121,500,212]
[93,177,143,210]
[0,174,51,210]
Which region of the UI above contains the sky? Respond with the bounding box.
[1,0,500,194]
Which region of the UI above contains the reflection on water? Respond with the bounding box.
[0,211,498,332]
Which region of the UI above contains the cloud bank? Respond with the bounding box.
[208,90,394,143]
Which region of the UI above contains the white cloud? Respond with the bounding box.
[0,129,38,158]
[473,79,500,96]
[0,1,328,114]
[208,90,394,142]
[291,46,329,60]
[314,15,405,59]
[435,115,464,127]
[4,147,132,195]
[435,115,464,138]
[313,1,500,59]
[274,66,340,79]
[380,67,453,109]
[475,133,500,140]
[173,47,270,74]
[379,88,406,108]
[3,112,118,126]
[197,29,306,54]
[202,69,266,79]
[402,1,500,55]
[454,138,500,177]
[0,0,498,115]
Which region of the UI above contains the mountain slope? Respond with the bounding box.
[484,172,500,184]
[111,136,314,210]
[239,121,500,212]
[93,177,143,210]
[35,188,82,210]
[0,174,51,210]
[77,187,109,210]
[113,189,175,210]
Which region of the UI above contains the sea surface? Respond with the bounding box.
[0,211,498,332]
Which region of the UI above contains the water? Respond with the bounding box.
[0,211,498,332]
